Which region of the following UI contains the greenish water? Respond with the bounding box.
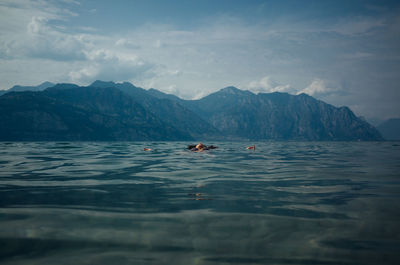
[0,141,399,264]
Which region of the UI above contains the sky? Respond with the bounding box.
[0,0,399,123]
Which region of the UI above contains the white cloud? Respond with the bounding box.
[115,38,140,49]
[68,65,98,83]
[331,16,386,36]
[25,16,87,61]
[297,78,333,96]
[0,1,87,61]
[247,76,293,94]
[27,16,46,34]
[342,52,374,60]
[192,90,213,100]
[0,0,156,87]
[0,1,399,120]
[69,48,155,84]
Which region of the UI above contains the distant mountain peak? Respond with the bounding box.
[221,86,240,91]
[46,83,80,91]
[220,86,249,94]
[7,81,55,93]
[90,80,139,90]
[147,88,181,101]
[206,86,255,98]
[39,81,55,87]
[0,81,383,141]
[296,92,309,97]
[90,80,117,88]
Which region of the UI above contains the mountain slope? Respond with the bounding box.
[182,87,383,141]
[0,85,191,141]
[0,82,55,96]
[0,82,383,141]
[377,119,400,140]
[89,81,219,139]
[147,88,183,102]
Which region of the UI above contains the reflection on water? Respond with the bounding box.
[0,141,400,264]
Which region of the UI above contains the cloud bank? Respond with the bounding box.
[248,76,293,94]
[0,0,399,120]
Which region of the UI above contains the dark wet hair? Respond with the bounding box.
[187,144,218,150]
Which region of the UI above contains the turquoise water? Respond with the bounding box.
[0,141,399,264]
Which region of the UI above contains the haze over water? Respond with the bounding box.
[0,141,399,264]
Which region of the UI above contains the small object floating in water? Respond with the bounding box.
[196,198,213,201]
[144,148,152,151]
[188,193,203,197]
[246,145,255,150]
[188,193,213,200]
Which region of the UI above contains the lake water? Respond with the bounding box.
[0,141,399,265]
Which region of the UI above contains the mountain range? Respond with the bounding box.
[377,119,400,140]
[0,82,54,96]
[0,81,383,141]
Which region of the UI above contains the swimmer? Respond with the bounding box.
[246,145,255,150]
[187,143,218,152]
[196,143,205,152]
[144,148,152,151]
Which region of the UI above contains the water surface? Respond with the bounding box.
[0,141,399,264]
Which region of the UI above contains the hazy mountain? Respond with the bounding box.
[147,88,183,102]
[0,81,383,141]
[0,81,55,96]
[377,119,400,140]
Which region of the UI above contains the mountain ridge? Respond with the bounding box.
[0,84,191,141]
[182,87,382,140]
[0,81,383,141]
[0,81,55,96]
[377,118,400,140]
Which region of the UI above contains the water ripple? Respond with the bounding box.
[0,141,400,264]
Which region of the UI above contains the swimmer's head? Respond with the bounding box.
[196,143,204,149]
